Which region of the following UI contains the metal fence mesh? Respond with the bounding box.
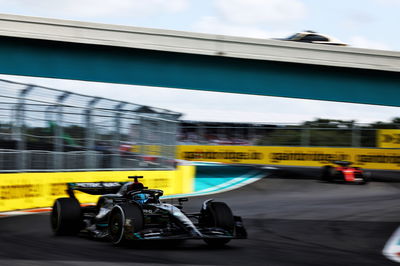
[178,122,389,148]
[0,79,180,172]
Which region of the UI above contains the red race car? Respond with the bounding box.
[320,161,369,184]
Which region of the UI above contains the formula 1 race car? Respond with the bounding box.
[51,176,246,246]
[320,161,369,184]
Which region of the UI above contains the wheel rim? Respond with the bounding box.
[110,211,124,244]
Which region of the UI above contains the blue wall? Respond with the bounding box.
[0,36,399,106]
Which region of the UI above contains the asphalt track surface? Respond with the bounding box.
[1,176,400,266]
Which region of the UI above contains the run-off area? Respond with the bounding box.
[1,166,400,265]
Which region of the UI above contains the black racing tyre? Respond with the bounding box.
[357,172,370,185]
[108,203,144,245]
[51,197,81,235]
[336,171,345,182]
[320,166,334,181]
[201,202,235,247]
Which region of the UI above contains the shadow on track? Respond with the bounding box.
[0,214,398,266]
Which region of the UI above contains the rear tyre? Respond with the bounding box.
[201,202,235,247]
[320,166,334,182]
[51,197,81,235]
[108,203,144,245]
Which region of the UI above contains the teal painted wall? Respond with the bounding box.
[0,37,399,106]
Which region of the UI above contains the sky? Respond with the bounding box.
[0,0,399,124]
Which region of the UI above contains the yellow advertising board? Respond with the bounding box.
[0,165,195,212]
[129,145,161,155]
[377,129,400,148]
[177,145,400,170]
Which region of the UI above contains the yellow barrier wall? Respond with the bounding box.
[377,129,400,148]
[0,165,195,212]
[177,145,400,170]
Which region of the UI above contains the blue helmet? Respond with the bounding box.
[134,193,149,204]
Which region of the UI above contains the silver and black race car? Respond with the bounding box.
[51,176,246,246]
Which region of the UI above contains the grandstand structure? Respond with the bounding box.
[178,120,384,148]
[0,79,180,172]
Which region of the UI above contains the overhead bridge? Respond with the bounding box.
[0,13,399,106]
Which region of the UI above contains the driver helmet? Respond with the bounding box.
[129,182,144,191]
[133,193,149,204]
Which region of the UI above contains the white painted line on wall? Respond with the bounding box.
[383,226,400,263]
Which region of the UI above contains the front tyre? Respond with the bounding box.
[108,203,144,245]
[358,172,370,185]
[51,198,81,235]
[201,202,235,247]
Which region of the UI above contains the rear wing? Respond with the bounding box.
[67,182,126,196]
[332,160,352,167]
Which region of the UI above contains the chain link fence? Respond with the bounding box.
[0,79,180,172]
[178,122,385,147]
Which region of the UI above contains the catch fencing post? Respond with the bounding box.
[54,92,70,169]
[15,85,34,170]
[85,97,100,169]
[301,128,310,146]
[112,102,125,169]
[351,125,361,147]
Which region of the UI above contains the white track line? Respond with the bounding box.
[162,173,264,199]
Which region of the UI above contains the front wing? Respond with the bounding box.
[124,216,247,241]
